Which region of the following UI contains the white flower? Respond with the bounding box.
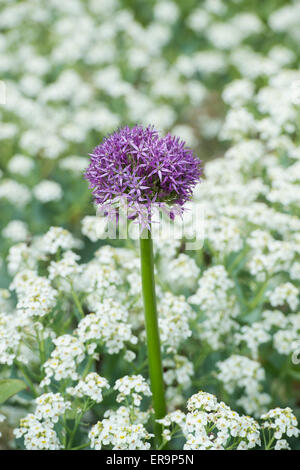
[114,375,151,406]
[48,250,82,281]
[81,215,108,242]
[89,406,152,450]
[268,283,299,311]
[35,393,71,423]
[0,180,31,207]
[261,407,299,441]
[59,155,89,173]
[14,414,62,450]
[2,220,29,242]
[217,355,271,417]
[67,373,109,403]
[33,180,63,203]
[7,155,34,175]
[41,227,76,254]
[41,335,86,386]
[76,299,137,354]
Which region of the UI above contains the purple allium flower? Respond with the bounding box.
[84,125,202,229]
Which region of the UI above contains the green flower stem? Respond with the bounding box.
[247,278,269,310]
[70,282,84,319]
[69,442,90,450]
[140,231,167,447]
[15,361,38,398]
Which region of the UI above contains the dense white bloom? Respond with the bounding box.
[189,266,239,349]
[163,355,194,388]
[2,220,29,242]
[48,250,82,281]
[158,292,195,353]
[76,299,137,354]
[114,375,151,406]
[234,323,270,359]
[7,155,34,175]
[14,414,61,450]
[14,273,57,318]
[154,1,179,24]
[67,373,109,403]
[41,227,76,254]
[268,283,299,311]
[41,335,86,386]
[274,439,291,450]
[261,407,299,440]
[2,0,300,452]
[0,180,31,207]
[35,393,71,423]
[217,355,271,416]
[7,244,37,275]
[0,312,22,365]
[59,155,89,173]
[187,391,218,413]
[33,180,63,203]
[222,79,254,107]
[89,406,152,450]
[161,254,200,291]
[0,414,5,439]
[81,215,107,242]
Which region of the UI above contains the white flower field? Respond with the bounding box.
[0,0,300,451]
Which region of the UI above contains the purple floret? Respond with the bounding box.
[84,125,202,229]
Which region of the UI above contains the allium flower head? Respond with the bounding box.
[84,125,202,228]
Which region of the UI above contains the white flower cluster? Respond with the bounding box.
[0,414,5,439]
[216,355,271,416]
[14,414,61,450]
[261,407,299,443]
[67,373,109,403]
[234,323,271,359]
[160,391,261,450]
[14,393,70,450]
[81,216,108,242]
[159,390,300,450]
[48,250,82,282]
[35,393,71,423]
[76,299,137,355]
[164,355,194,388]
[189,266,239,349]
[0,312,22,365]
[7,243,37,276]
[268,283,299,312]
[2,0,300,451]
[33,180,63,203]
[78,260,124,307]
[89,406,152,450]
[40,335,86,386]
[2,220,29,243]
[41,227,76,255]
[0,180,31,208]
[11,270,57,319]
[158,292,195,353]
[160,254,200,292]
[114,375,151,407]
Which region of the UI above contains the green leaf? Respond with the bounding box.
[0,379,27,404]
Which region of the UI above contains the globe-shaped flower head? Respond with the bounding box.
[84,125,202,228]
